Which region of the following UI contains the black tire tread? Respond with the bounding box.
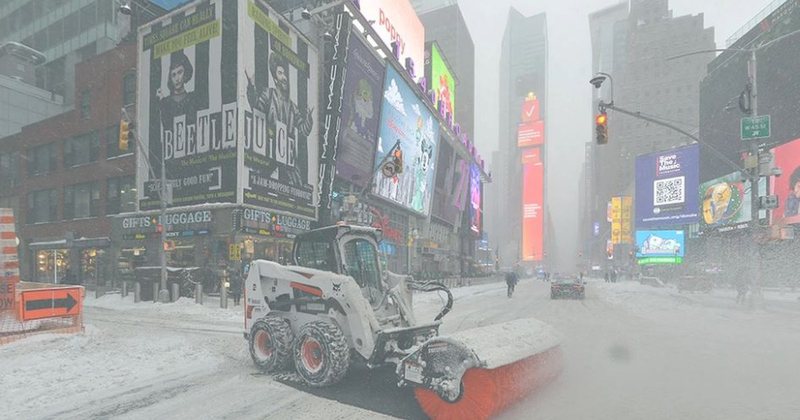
[249,317,294,373]
[293,320,350,387]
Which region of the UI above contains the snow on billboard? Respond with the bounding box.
[137,0,237,210]
[336,32,386,189]
[359,0,425,80]
[770,137,800,225]
[241,0,320,219]
[372,65,439,215]
[635,144,699,228]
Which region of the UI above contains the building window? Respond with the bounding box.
[107,176,136,215]
[27,143,57,176]
[65,132,100,167]
[80,89,91,119]
[64,182,100,219]
[122,71,136,106]
[28,189,59,224]
[0,152,19,188]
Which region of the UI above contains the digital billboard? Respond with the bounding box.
[521,149,544,261]
[427,42,455,121]
[241,0,320,219]
[372,65,439,215]
[635,144,700,228]
[469,163,482,234]
[517,120,544,148]
[635,230,685,264]
[137,1,236,210]
[336,32,386,189]
[700,172,766,230]
[359,0,425,80]
[431,138,467,226]
[770,137,800,225]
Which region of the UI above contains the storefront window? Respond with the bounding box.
[80,248,106,286]
[35,249,70,283]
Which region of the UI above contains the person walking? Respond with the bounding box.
[230,271,242,306]
[735,272,749,305]
[505,270,519,298]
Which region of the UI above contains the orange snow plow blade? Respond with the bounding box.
[408,318,563,420]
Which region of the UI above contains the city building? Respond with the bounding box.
[0,42,138,285]
[486,8,547,269]
[584,0,714,266]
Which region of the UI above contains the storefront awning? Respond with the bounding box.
[29,237,111,249]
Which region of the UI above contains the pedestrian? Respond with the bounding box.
[604,271,610,283]
[505,270,519,298]
[735,272,749,305]
[230,272,242,306]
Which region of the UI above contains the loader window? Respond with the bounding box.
[295,240,338,273]
[343,239,382,295]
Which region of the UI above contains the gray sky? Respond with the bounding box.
[457,0,775,270]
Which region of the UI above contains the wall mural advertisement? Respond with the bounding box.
[336,33,386,189]
[241,0,320,219]
[469,164,482,234]
[700,172,766,231]
[359,0,425,80]
[372,65,439,215]
[427,42,455,121]
[770,137,800,225]
[521,148,544,261]
[635,144,700,228]
[137,0,237,210]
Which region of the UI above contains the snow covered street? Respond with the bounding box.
[3,279,800,419]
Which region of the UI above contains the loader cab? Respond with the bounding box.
[293,225,385,304]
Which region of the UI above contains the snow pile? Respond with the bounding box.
[85,293,243,323]
[450,317,561,368]
[0,324,225,418]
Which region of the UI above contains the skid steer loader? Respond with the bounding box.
[244,224,562,419]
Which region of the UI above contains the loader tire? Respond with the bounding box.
[293,321,350,387]
[249,317,294,373]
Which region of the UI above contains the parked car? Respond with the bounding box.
[551,276,585,299]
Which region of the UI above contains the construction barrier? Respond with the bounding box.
[0,208,84,345]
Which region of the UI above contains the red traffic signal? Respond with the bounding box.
[595,112,608,145]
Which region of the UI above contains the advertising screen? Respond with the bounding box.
[241,0,320,219]
[771,137,800,224]
[359,0,425,80]
[336,33,386,189]
[372,65,439,215]
[521,155,544,261]
[635,230,685,260]
[137,1,236,210]
[517,120,544,148]
[428,43,455,121]
[431,138,465,226]
[469,164,482,234]
[635,144,700,228]
[700,172,766,230]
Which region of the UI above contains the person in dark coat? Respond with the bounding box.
[230,272,242,306]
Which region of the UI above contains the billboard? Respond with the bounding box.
[635,144,700,228]
[700,172,766,230]
[770,137,800,225]
[469,164,482,234]
[517,120,544,148]
[521,151,544,261]
[241,0,320,219]
[427,42,455,121]
[137,1,236,210]
[431,138,467,226]
[635,230,685,264]
[372,65,439,215]
[336,33,386,189]
[359,0,425,80]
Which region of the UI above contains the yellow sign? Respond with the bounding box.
[611,197,622,244]
[621,196,633,244]
[229,244,241,261]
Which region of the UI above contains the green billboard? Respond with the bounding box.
[429,43,455,122]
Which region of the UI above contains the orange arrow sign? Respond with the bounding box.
[20,287,82,321]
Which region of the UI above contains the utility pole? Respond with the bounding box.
[747,49,763,307]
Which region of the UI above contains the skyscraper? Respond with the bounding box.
[486,8,547,267]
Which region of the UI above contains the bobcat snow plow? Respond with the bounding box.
[244,225,562,419]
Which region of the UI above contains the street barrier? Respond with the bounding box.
[0,282,85,345]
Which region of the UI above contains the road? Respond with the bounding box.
[3,279,800,419]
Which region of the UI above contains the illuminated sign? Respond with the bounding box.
[427,42,456,121]
[521,152,544,261]
[359,0,425,79]
[635,230,685,258]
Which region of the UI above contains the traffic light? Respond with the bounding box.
[118,119,131,151]
[595,112,608,145]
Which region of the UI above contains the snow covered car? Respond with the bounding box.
[551,277,585,299]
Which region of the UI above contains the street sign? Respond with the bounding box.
[741,115,770,140]
[229,244,241,261]
[637,256,683,265]
[19,287,82,321]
